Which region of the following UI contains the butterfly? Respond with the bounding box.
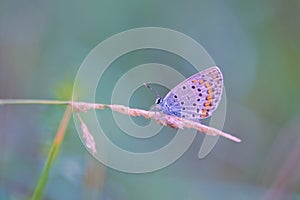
[146,66,223,121]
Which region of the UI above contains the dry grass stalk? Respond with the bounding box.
[73,102,241,143]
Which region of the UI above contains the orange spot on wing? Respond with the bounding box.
[199,79,204,84]
[207,89,213,94]
[205,83,210,88]
[206,95,212,100]
[192,80,197,83]
[204,101,210,107]
[201,109,208,117]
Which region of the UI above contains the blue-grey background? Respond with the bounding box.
[1,0,300,199]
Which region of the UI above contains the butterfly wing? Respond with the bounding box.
[163,66,223,120]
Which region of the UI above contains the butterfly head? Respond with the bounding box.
[155,97,163,105]
[144,83,163,105]
[150,97,165,114]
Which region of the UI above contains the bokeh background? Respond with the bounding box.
[1,0,300,199]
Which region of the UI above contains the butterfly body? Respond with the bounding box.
[154,66,223,122]
[155,92,182,117]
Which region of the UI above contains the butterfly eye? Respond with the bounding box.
[155,98,162,104]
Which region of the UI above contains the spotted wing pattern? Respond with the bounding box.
[162,66,223,121]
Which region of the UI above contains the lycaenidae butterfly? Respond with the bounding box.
[145,66,223,121]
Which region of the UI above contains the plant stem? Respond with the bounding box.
[31,105,72,200]
[0,98,241,142]
[0,99,69,105]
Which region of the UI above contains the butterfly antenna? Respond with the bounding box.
[143,83,161,99]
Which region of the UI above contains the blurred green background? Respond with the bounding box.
[1,0,300,199]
